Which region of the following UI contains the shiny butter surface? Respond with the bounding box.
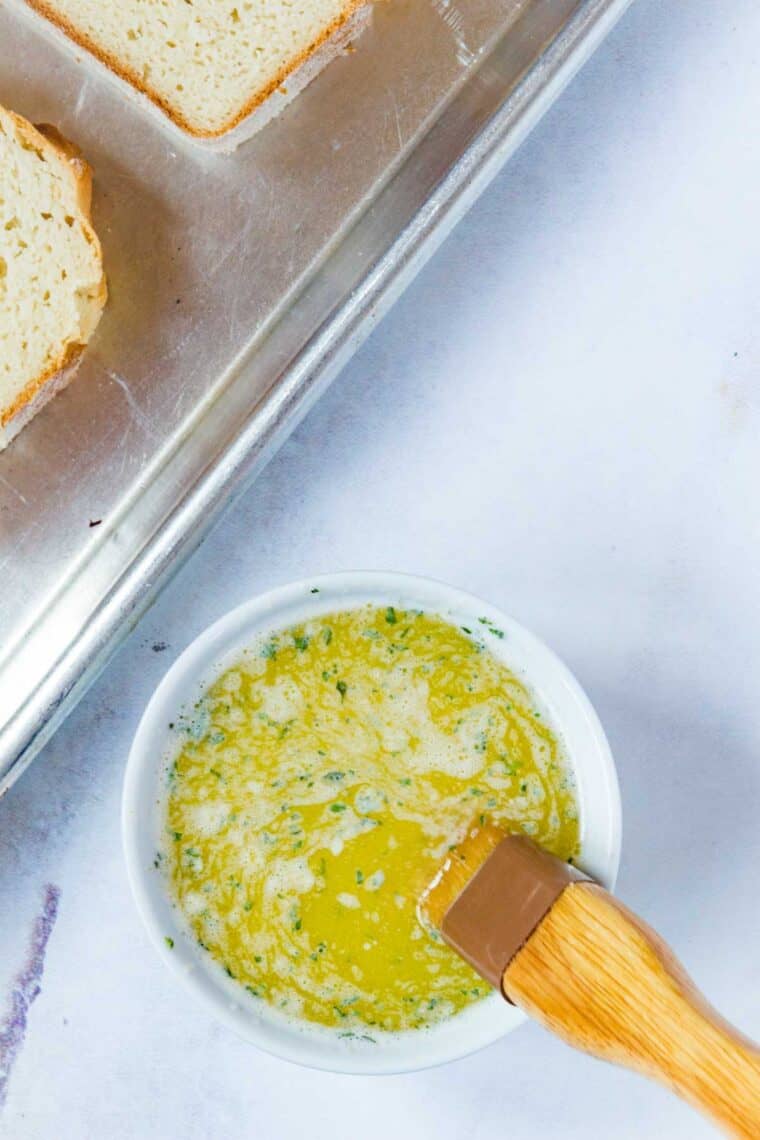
[164,606,579,1034]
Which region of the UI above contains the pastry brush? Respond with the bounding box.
[420,823,760,1137]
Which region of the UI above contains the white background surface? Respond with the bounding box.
[2,0,760,1135]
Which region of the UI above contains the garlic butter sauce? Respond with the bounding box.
[163,606,579,1035]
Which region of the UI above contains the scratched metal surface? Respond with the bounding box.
[0,0,633,791]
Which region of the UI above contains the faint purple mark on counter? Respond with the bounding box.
[0,884,61,1109]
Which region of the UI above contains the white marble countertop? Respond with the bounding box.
[2,0,760,1135]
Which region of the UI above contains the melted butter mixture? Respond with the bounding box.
[165,606,579,1034]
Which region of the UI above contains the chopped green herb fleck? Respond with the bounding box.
[330,803,347,813]
[164,936,174,949]
[336,680,348,699]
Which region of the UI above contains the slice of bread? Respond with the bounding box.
[25,0,372,141]
[0,106,107,450]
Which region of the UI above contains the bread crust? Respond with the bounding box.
[0,109,107,433]
[24,0,370,139]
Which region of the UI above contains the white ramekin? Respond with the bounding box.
[123,571,621,1074]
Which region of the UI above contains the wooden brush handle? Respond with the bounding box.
[503,882,760,1137]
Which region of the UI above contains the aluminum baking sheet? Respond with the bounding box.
[0,0,633,793]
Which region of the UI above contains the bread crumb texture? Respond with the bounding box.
[30,0,365,136]
[0,106,105,430]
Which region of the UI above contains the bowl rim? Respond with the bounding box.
[122,570,621,1074]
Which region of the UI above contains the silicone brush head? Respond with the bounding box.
[419,822,588,993]
[420,822,505,932]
